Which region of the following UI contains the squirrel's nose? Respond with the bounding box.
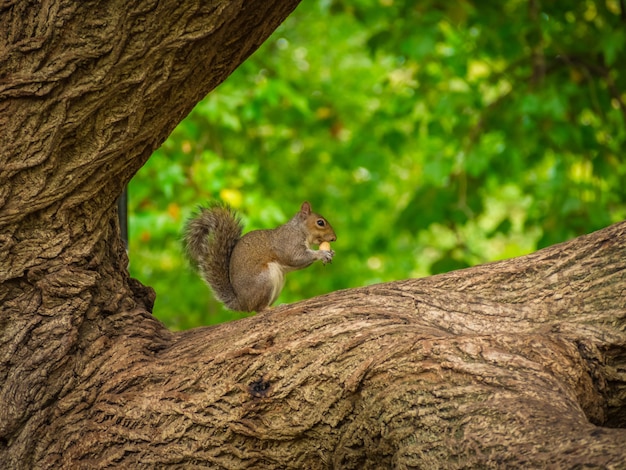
[330,235,336,242]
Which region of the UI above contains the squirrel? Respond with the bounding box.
[184,201,336,312]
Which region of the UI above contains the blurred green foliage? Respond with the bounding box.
[129,0,626,330]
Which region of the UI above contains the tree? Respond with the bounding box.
[1,1,625,469]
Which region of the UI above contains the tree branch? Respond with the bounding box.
[0,0,300,227]
[6,221,623,468]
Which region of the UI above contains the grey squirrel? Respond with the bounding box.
[184,201,336,312]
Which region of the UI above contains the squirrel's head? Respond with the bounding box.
[298,201,337,246]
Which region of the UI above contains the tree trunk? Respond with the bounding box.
[1,1,625,468]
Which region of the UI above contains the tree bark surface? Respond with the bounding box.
[1,1,626,469]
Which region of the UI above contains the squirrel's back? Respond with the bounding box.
[184,203,243,310]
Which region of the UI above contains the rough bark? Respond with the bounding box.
[1,0,626,469]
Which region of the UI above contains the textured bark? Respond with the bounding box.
[1,1,626,469]
[0,0,299,467]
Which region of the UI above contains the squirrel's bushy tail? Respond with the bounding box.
[184,203,243,310]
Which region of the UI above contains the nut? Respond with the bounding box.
[319,241,331,251]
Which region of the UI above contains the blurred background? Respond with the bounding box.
[128,0,626,330]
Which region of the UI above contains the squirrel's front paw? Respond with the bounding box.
[320,249,335,265]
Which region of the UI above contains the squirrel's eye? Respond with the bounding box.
[316,219,325,227]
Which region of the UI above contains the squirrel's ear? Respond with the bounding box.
[300,201,312,215]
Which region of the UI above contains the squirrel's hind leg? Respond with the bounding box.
[234,268,281,313]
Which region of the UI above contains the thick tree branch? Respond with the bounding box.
[1,0,299,228]
[4,221,623,468]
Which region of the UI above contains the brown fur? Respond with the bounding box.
[184,202,336,312]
